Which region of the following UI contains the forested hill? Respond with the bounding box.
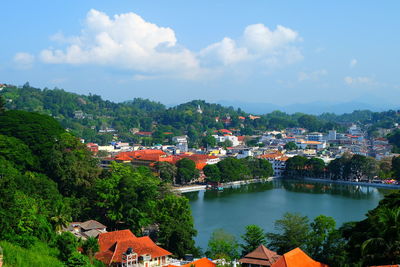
[1,83,400,145]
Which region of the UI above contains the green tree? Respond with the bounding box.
[65,252,91,267]
[176,158,199,184]
[206,229,239,260]
[306,215,336,260]
[0,134,38,171]
[50,201,71,233]
[92,162,159,233]
[155,194,197,258]
[241,225,266,256]
[242,157,273,179]
[284,142,297,151]
[154,161,177,183]
[284,156,308,177]
[203,164,221,182]
[217,157,250,182]
[306,158,326,177]
[266,212,310,254]
[48,132,101,196]
[391,156,400,179]
[56,232,78,262]
[360,207,400,265]
[0,95,6,114]
[202,134,217,148]
[82,237,99,264]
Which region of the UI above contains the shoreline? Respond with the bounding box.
[279,177,400,189]
[173,176,400,193]
[173,177,275,193]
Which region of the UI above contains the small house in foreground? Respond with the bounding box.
[239,245,281,267]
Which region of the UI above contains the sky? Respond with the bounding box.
[1,1,400,108]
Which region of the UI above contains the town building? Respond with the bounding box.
[64,220,107,240]
[172,135,189,152]
[239,245,281,267]
[307,133,324,142]
[271,247,328,267]
[95,229,172,267]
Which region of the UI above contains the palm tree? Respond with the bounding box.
[361,207,400,265]
[50,202,71,233]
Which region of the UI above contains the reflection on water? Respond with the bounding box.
[277,180,392,199]
[184,179,394,249]
[184,179,393,201]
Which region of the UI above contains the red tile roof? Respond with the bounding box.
[271,248,328,267]
[239,245,281,266]
[96,230,172,265]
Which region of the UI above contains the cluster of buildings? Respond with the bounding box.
[60,219,330,267]
[84,122,398,180]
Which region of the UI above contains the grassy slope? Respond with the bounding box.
[0,241,64,267]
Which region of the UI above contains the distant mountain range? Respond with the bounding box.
[217,100,399,115]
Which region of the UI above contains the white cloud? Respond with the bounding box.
[349,58,357,68]
[298,69,327,81]
[13,52,35,69]
[344,76,375,85]
[17,9,302,79]
[200,23,302,68]
[39,9,199,78]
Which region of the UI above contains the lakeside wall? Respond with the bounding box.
[281,176,400,189]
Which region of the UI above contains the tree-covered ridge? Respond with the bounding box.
[0,109,199,265]
[0,84,356,145]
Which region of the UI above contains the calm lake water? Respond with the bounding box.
[184,179,395,249]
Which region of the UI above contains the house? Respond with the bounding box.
[172,136,188,152]
[239,245,281,267]
[258,153,288,177]
[95,229,172,267]
[86,143,99,154]
[271,247,328,267]
[296,140,326,150]
[64,220,107,240]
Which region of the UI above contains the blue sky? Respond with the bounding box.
[1,1,399,107]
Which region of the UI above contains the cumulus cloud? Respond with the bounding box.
[18,9,302,78]
[13,52,35,69]
[349,58,357,68]
[39,9,199,77]
[200,23,302,68]
[344,76,375,85]
[298,69,327,81]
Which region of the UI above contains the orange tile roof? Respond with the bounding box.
[302,141,322,145]
[271,248,328,267]
[259,152,283,159]
[237,136,246,142]
[168,258,216,267]
[96,230,171,265]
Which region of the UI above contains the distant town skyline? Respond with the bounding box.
[1,1,399,109]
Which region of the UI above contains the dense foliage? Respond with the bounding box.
[0,84,355,146]
[204,157,273,183]
[285,154,399,180]
[0,109,198,265]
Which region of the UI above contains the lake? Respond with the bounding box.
[184,179,395,249]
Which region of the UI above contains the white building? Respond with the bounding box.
[307,133,324,142]
[327,130,337,141]
[213,135,240,147]
[348,124,363,135]
[172,135,188,152]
